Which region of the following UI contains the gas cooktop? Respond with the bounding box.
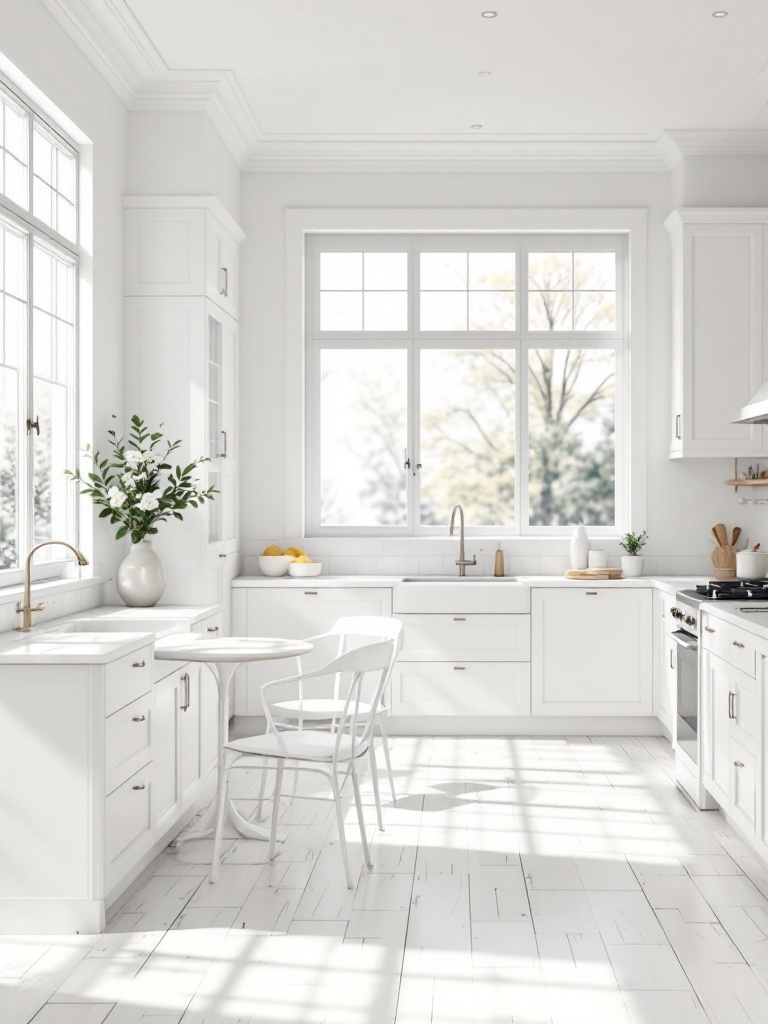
[694,579,768,600]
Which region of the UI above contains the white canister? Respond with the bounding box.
[735,550,768,579]
[588,549,607,569]
[569,525,590,570]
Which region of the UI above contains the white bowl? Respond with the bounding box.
[258,555,292,577]
[287,561,322,577]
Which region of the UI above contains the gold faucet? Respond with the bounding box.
[15,541,89,631]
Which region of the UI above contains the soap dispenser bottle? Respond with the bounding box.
[494,545,505,577]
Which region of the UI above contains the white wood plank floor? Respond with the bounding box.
[4,735,768,1023]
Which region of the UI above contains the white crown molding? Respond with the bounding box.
[122,194,246,242]
[40,1,768,174]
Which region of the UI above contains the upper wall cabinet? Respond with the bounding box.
[125,197,244,319]
[665,209,768,458]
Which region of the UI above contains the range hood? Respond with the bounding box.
[734,382,768,424]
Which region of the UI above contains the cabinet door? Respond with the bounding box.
[205,211,239,317]
[206,303,238,549]
[666,213,766,457]
[531,589,652,715]
[392,662,530,717]
[730,739,757,836]
[659,635,677,732]
[152,672,181,836]
[125,208,206,296]
[701,652,731,807]
[233,587,393,715]
[180,665,203,810]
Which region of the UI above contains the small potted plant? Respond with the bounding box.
[619,530,648,577]
[67,415,216,606]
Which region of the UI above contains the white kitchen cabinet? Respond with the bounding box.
[396,613,530,662]
[232,586,394,714]
[153,668,182,835]
[731,738,757,835]
[665,209,768,458]
[701,650,732,807]
[653,591,677,733]
[205,209,239,317]
[392,662,530,717]
[531,589,653,716]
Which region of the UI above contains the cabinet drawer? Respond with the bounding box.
[701,617,731,662]
[731,667,759,753]
[702,617,757,677]
[104,764,153,892]
[105,692,153,796]
[105,647,153,716]
[730,739,756,835]
[729,632,756,678]
[392,662,530,717]
[397,614,529,662]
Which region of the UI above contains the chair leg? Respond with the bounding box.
[379,715,397,804]
[269,762,285,861]
[331,774,353,889]
[255,759,270,821]
[352,765,372,868]
[369,741,385,832]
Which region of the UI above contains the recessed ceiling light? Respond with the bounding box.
[481,11,498,18]
[470,124,483,129]
[478,71,492,76]
[712,9,728,16]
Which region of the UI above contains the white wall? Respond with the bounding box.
[238,166,761,577]
[1,0,128,589]
[126,110,241,222]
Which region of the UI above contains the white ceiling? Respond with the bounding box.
[42,0,768,169]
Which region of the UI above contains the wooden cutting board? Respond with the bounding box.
[564,568,623,580]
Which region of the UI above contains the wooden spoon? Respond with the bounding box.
[732,526,742,547]
[712,526,723,546]
[714,523,728,547]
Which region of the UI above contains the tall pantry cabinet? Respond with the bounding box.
[124,197,244,629]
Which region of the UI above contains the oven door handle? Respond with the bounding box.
[671,630,699,651]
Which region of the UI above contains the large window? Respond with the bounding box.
[306,234,626,536]
[0,80,78,572]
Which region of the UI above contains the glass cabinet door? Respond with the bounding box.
[207,312,223,544]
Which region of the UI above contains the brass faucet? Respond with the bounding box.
[15,541,89,631]
[449,504,477,577]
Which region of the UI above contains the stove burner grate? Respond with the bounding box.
[696,579,768,600]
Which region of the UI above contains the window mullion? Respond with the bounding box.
[23,224,34,558]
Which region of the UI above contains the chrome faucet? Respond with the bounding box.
[15,541,89,631]
[449,504,477,577]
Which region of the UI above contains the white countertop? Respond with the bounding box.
[0,604,219,665]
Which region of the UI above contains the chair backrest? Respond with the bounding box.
[326,616,403,709]
[262,640,393,764]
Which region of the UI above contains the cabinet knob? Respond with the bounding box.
[732,641,745,649]
[131,715,146,723]
[132,660,146,668]
[132,783,146,790]
[734,761,744,769]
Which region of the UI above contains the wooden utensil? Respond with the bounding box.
[714,523,728,547]
[732,526,742,547]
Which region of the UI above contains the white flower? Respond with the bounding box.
[109,490,127,508]
[121,472,135,488]
[124,450,143,465]
[144,453,159,467]
[136,493,159,512]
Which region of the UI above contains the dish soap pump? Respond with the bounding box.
[570,524,590,570]
[494,545,505,577]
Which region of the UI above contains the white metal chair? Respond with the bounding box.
[214,640,394,887]
[257,616,403,830]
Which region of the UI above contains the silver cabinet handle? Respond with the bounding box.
[220,266,228,296]
[586,591,598,596]
[304,591,318,596]
[453,617,466,622]
[733,641,745,649]
[728,692,736,720]
[734,761,744,768]
[221,430,227,459]
[132,660,146,668]
[453,665,466,671]
[132,783,146,790]
[675,414,682,440]
[207,626,219,633]
[669,649,674,669]
[704,626,715,633]
[180,672,190,712]
[132,715,146,723]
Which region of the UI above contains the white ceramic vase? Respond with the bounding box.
[570,524,590,570]
[621,555,644,578]
[116,539,166,607]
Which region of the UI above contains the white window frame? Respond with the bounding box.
[286,207,647,543]
[304,231,629,538]
[0,74,80,584]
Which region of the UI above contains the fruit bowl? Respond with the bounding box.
[288,561,322,577]
[258,555,293,577]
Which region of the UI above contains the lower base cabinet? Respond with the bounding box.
[392,662,530,716]
[531,588,653,715]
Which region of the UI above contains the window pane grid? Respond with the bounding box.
[308,235,625,535]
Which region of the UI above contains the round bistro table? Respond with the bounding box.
[154,635,312,876]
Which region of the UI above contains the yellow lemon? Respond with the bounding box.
[293,554,312,564]
[283,546,305,558]
[262,544,282,556]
